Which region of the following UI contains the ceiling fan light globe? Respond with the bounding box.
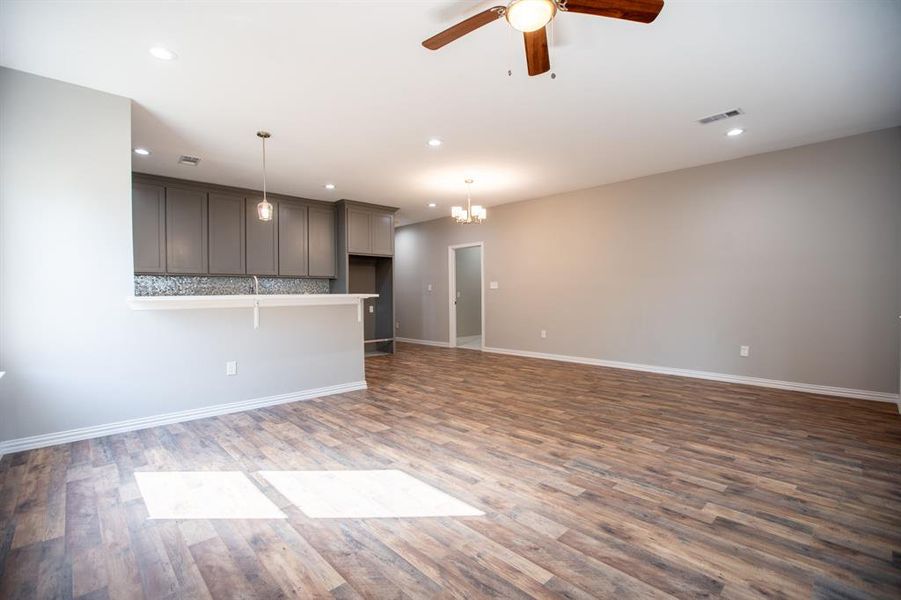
[506,0,556,33]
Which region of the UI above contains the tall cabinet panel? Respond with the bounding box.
[278,202,308,277]
[166,187,208,274]
[371,212,394,256]
[132,182,166,273]
[245,196,279,275]
[208,192,246,275]
[346,208,372,254]
[335,200,399,356]
[308,206,336,278]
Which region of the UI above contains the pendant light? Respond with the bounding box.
[451,178,486,224]
[256,131,273,222]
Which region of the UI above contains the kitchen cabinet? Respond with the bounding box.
[278,202,308,277]
[166,186,208,274]
[332,200,399,354]
[245,196,279,275]
[308,206,336,278]
[208,192,246,275]
[132,174,343,280]
[371,212,394,256]
[347,208,372,254]
[132,182,166,273]
[344,204,395,257]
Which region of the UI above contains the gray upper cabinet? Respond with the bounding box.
[208,192,246,275]
[166,186,208,274]
[308,206,336,278]
[347,208,372,254]
[132,182,166,273]
[132,174,344,279]
[345,205,395,256]
[371,212,394,256]
[278,202,308,277]
[245,196,278,275]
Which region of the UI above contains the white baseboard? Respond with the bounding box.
[395,337,451,348]
[482,346,900,404]
[0,380,368,455]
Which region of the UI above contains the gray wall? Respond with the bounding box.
[395,128,901,395]
[0,68,365,444]
[454,246,482,338]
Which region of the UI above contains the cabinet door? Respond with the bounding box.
[208,192,245,275]
[132,182,166,273]
[166,186,208,274]
[347,208,371,254]
[308,206,336,278]
[278,202,308,277]
[371,212,394,256]
[245,197,278,275]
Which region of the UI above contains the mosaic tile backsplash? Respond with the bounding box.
[134,275,330,296]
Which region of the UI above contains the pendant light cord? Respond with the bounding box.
[261,136,267,202]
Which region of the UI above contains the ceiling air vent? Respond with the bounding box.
[697,108,743,125]
[178,155,201,166]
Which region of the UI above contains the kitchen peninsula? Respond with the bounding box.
[132,173,398,352]
[120,172,400,435]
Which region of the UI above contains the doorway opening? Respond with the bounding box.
[448,242,484,350]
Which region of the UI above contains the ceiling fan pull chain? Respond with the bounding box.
[506,19,514,77]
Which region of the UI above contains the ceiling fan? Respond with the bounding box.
[422,0,664,76]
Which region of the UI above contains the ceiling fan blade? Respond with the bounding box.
[562,0,664,24]
[523,27,550,76]
[422,6,506,50]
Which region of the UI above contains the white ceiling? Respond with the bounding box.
[2,1,899,225]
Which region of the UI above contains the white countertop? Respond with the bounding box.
[127,293,377,311]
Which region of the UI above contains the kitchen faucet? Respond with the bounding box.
[252,275,260,295]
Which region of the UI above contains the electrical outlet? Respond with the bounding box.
[396,321,400,329]
[368,305,374,314]
[540,329,547,339]
[740,345,750,357]
[427,284,432,292]
[456,291,461,298]
[489,281,499,289]
[226,361,237,376]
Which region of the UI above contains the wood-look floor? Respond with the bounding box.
[1,343,900,599]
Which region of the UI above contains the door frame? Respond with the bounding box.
[448,241,485,350]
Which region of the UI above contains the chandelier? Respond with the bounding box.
[451,179,487,224]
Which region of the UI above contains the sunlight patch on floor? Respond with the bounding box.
[135,471,286,519]
[260,469,484,518]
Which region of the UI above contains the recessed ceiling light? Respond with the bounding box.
[324,183,336,190]
[428,202,437,208]
[726,128,745,137]
[133,147,151,156]
[149,46,177,61]
[427,138,442,147]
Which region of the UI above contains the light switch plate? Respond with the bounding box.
[369,305,374,314]
[489,281,499,289]
[740,345,750,357]
[226,361,237,376]
[427,284,432,292]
